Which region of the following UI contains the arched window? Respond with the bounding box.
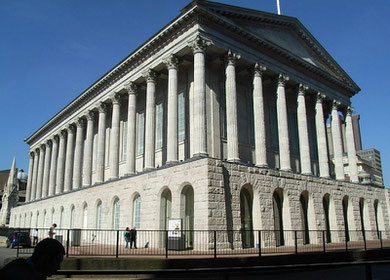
[240,186,254,248]
[342,196,350,242]
[96,201,102,229]
[359,198,365,240]
[29,212,33,228]
[59,207,64,228]
[36,211,39,228]
[70,205,75,229]
[323,194,331,243]
[19,214,22,228]
[181,186,194,248]
[51,208,55,226]
[113,198,120,230]
[273,189,284,246]
[133,195,141,229]
[160,189,172,230]
[83,204,88,229]
[374,200,379,238]
[300,191,310,244]
[24,213,27,228]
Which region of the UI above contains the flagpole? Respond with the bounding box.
[276,0,281,15]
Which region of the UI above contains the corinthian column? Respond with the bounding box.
[56,130,67,194]
[42,140,52,198]
[109,93,121,179]
[315,93,330,178]
[253,63,268,167]
[189,35,210,156]
[225,50,240,162]
[96,103,107,182]
[83,111,95,186]
[331,101,345,180]
[31,149,39,201]
[297,84,312,175]
[48,135,59,196]
[346,107,359,183]
[35,145,45,199]
[64,124,75,192]
[125,82,137,174]
[73,118,86,189]
[26,152,34,202]
[276,74,291,171]
[165,54,179,163]
[144,69,157,169]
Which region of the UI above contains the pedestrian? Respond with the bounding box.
[48,223,57,239]
[130,227,137,249]
[0,238,65,280]
[123,227,130,249]
[32,229,39,246]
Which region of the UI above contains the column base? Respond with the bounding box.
[280,168,292,172]
[227,158,241,163]
[301,172,313,176]
[256,164,269,168]
[192,153,209,158]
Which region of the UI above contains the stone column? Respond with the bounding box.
[331,101,345,180]
[125,82,137,174]
[276,74,291,171]
[346,107,359,183]
[73,118,86,189]
[83,111,95,186]
[189,35,210,156]
[144,69,157,169]
[96,103,107,183]
[315,93,330,178]
[42,140,52,198]
[297,84,312,175]
[30,149,39,201]
[165,54,179,163]
[109,93,121,179]
[225,50,240,162]
[64,124,75,192]
[48,135,59,196]
[25,152,34,202]
[253,63,268,167]
[56,130,67,194]
[35,145,45,199]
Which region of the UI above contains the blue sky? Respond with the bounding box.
[1,0,389,185]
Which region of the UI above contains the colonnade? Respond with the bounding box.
[25,35,360,203]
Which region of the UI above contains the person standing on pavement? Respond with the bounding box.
[123,227,130,249]
[48,224,57,239]
[130,227,137,249]
[32,229,39,246]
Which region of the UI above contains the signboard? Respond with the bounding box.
[168,218,182,238]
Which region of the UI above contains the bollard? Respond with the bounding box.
[258,230,262,257]
[294,231,298,255]
[66,229,70,258]
[322,230,326,253]
[214,231,217,259]
[116,230,119,258]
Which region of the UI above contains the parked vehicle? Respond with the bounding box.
[6,231,32,248]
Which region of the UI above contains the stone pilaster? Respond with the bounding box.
[165,54,179,163]
[346,107,359,183]
[56,130,67,194]
[144,69,157,169]
[125,82,137,174]
[315,93,330,178]
[96,102,107,183]
[64,124,75,192]
[31,149,39,201]
[25,152,34,202]
[35,145,45,199]
[42,140,52,198]
[73,118,86,189]
[109,93,121,179]
[297,84,312,175]
[276,73,291,171]
[83,111,95,186]
[253,63,267,167]
[189,35,210,156]
[48,135,58,196]
[331,101,345,180]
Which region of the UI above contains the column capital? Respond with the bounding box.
[98,102,108,113]
[45,139,52,147]
[60,130,67,139]
[86,110,95,121]
[332,100,341,110]
[75,118,86,128]
[39,144,45,151]
[297,83,308,96]
[277,73,289,86]
[110,92,122,106]
[316,92,326,104]
[225,50,240,66]
[124,82,138,95]
[143,69,157,83]
[346,106,354,116]
[253,63,266,77]
[188,35,211,54]
[67,124,76,134]
[163,54,179,70]
[29,151,35,158]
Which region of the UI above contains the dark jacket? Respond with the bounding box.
[0,258,46,280]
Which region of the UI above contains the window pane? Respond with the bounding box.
[137,113,145,155]
[156,103,163,149]
[178,92,186,141]
[122,121,127,161]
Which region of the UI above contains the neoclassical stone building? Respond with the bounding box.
[10,1,390,247]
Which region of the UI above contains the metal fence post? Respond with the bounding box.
[16,228,20,258]
[116,230,119,258]
[322,230,326,253]
[165,230,168,259]
[214,231,217,259]
[345,230,348,252]
[380,231,383,249]
[258,230,262,257]
[294,231,298,255]
[66,229,70,258]
[363,231,367,251]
